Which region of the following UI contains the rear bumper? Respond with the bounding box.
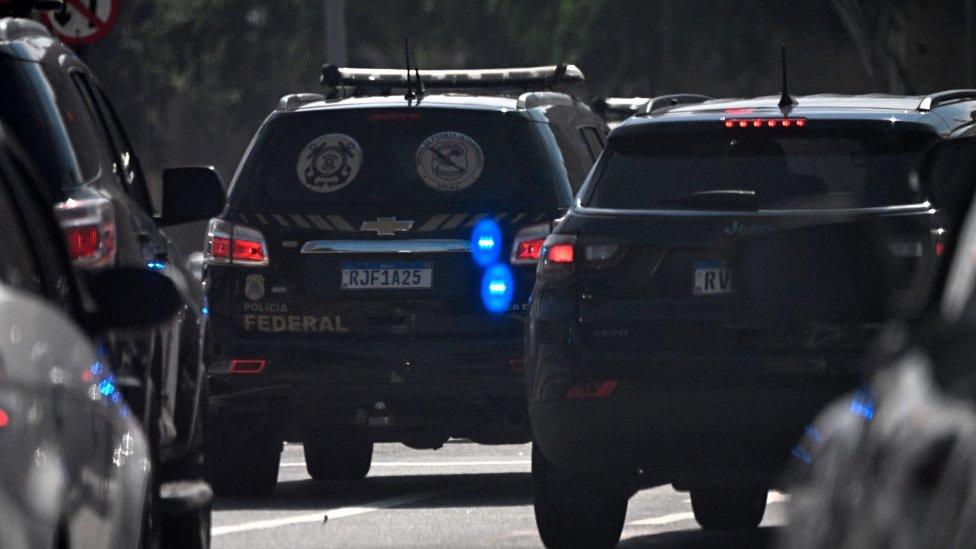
[527,339,861,487]
[206,335,530,443]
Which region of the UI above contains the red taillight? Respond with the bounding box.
[515,238,545,262]
[0,408,9,428]
[723,117,808,128]
[55,197,117,268]
[564,380,618,400]
[936,241,946,257]
[233,239,266,262]
[546,243,575,264]
[206,219,269,267]
[64,226,100,259]
[229,359,266,374]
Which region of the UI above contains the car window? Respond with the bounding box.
[579,127,605,162]
[231,110,565,214]
[549,123,590,192]
[0,59,85,194]
[39,64,103,183]
[589,128,936,210]
[70,72,154,213]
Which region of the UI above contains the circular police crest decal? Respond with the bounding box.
[296,133,363,193]
[415,132,484,191]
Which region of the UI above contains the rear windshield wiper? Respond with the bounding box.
[658,189,758,210]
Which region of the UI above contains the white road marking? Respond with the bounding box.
[212,485,470,537]
[628,491,790,527]
[280,460,531,468]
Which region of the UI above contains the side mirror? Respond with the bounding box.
[733,222,893,324]
[916,136,976,215]
[157,167,226,227]
[86,268,182,330]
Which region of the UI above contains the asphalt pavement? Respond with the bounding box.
[211,441,786,548]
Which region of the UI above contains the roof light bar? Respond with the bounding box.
[321,64,584,91]
[723,117,807,128]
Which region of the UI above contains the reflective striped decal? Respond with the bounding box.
[326,215,356,232]
[289,214,312,229]
[307,215,334,231]
[272,214,291,227]
[464,213,490,227]
[440,213,469,230]
[509,213,526,224]
[417,214,452,232]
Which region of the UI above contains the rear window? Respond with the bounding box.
[230,109,569,213]
[588,127,936,210]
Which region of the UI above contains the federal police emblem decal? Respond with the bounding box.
[296,133,363,193]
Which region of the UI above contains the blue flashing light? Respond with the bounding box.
[849,388,875,421]
[470,219,502,267]
[146,261,166,271]
[98,376,117,398]
[201,306,209,316]
[790,445,813,465]
[480,264,514,313]
[90,361,103,376]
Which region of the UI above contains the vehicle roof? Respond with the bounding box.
[614,94,976,136]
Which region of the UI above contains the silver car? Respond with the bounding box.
[0,125,184,548]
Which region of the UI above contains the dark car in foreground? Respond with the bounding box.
[525,91,976,547]
[783,135,976,549]
[202,65,607,495]
[0,15,225,546]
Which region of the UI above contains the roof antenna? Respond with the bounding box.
[404,37,415,100]
[778,45,796,109]
[414,62,425,97]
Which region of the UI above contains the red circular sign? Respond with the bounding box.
[40,0,120,47]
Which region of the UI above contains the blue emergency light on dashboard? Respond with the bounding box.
[481,263,514,313]
[470,218,502,267]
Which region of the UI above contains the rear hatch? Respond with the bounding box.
[571,120,941,355]
[210,107,568,342]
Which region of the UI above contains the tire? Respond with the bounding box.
[532,443,629,549]
[304,431,373,481]
[690,487,767,531]
[160,501,211,549]
[204,416,281,497]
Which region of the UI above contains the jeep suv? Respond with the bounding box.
[524,91,976,547]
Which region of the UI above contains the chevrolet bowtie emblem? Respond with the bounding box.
[360,217,414,236]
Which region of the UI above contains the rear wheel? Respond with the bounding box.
[303,431,373,481]
[204,415,281,497]
[690,487,767,530]
[532,443,628,549]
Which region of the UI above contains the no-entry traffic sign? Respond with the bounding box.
[41,0,120,46]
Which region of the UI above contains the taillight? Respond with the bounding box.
[546,243,574,264]
[515,238,545,262]
[510,222,550,265]
[206,219,269,267]
[54,197,117,268]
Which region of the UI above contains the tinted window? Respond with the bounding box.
[231,110,568,213]
[0,168,42,295]
[549,123,590,191]
[0,59,84,193]
[579,127,605,161]
[588,128,936,210]
[40,65,103,182]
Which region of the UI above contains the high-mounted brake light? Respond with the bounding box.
[723,117,807,129]
[564,380,618,400]
[546,243,574,264]
[54,197,117,268]
[206,219,269,266]
[368,112,422,122]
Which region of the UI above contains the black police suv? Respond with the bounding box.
[203,64,607,495]
[524,91,976,547]
[0,14,224,546]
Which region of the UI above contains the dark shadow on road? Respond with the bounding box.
[619,526,779,548]
[213,472,531,512]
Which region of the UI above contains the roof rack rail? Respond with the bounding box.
[277,93,326,111]
[642,94,713,114]
[917,90,976,111]
[320,64,584,92]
